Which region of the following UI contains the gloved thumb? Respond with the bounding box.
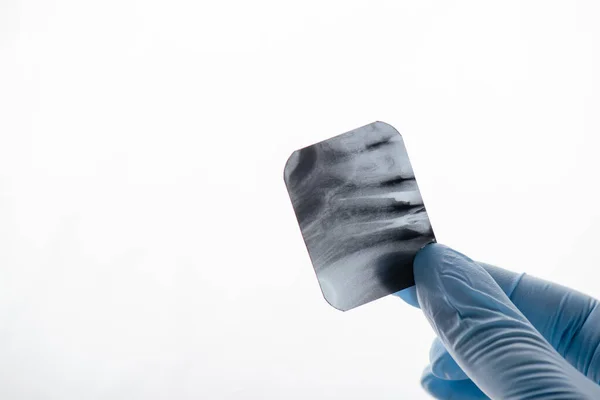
[415,244,600,399]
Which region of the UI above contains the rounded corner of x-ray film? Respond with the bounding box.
[283,121,436,311]
[373,120,402,136]
[283,149,300,188]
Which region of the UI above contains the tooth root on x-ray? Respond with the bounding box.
[284,121,436,311]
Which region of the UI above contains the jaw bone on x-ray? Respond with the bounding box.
[284,121,436,311]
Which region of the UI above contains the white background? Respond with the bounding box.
[1,1,600,399]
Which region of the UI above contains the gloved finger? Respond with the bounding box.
[393,260,522,309]
[395,285,419,308]
[394,261,521,382]
[396,252,600,383]
[415,243,600,399]
[429,337,468,380]
[481,262,600,384]
[412,259,600,388]
[420,365,489,399]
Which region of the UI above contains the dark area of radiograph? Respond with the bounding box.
[284,121,436,311]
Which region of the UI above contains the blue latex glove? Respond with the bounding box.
[396,243,600,399]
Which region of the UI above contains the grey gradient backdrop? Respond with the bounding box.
[1,1,600,399]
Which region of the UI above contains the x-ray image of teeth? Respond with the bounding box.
[284,121,436,311]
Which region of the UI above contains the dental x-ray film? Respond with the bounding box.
[284,121,436,311]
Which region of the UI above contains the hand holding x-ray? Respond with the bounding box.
[397,244,600,399]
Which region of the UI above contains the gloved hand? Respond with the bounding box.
[396,243,600,399]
